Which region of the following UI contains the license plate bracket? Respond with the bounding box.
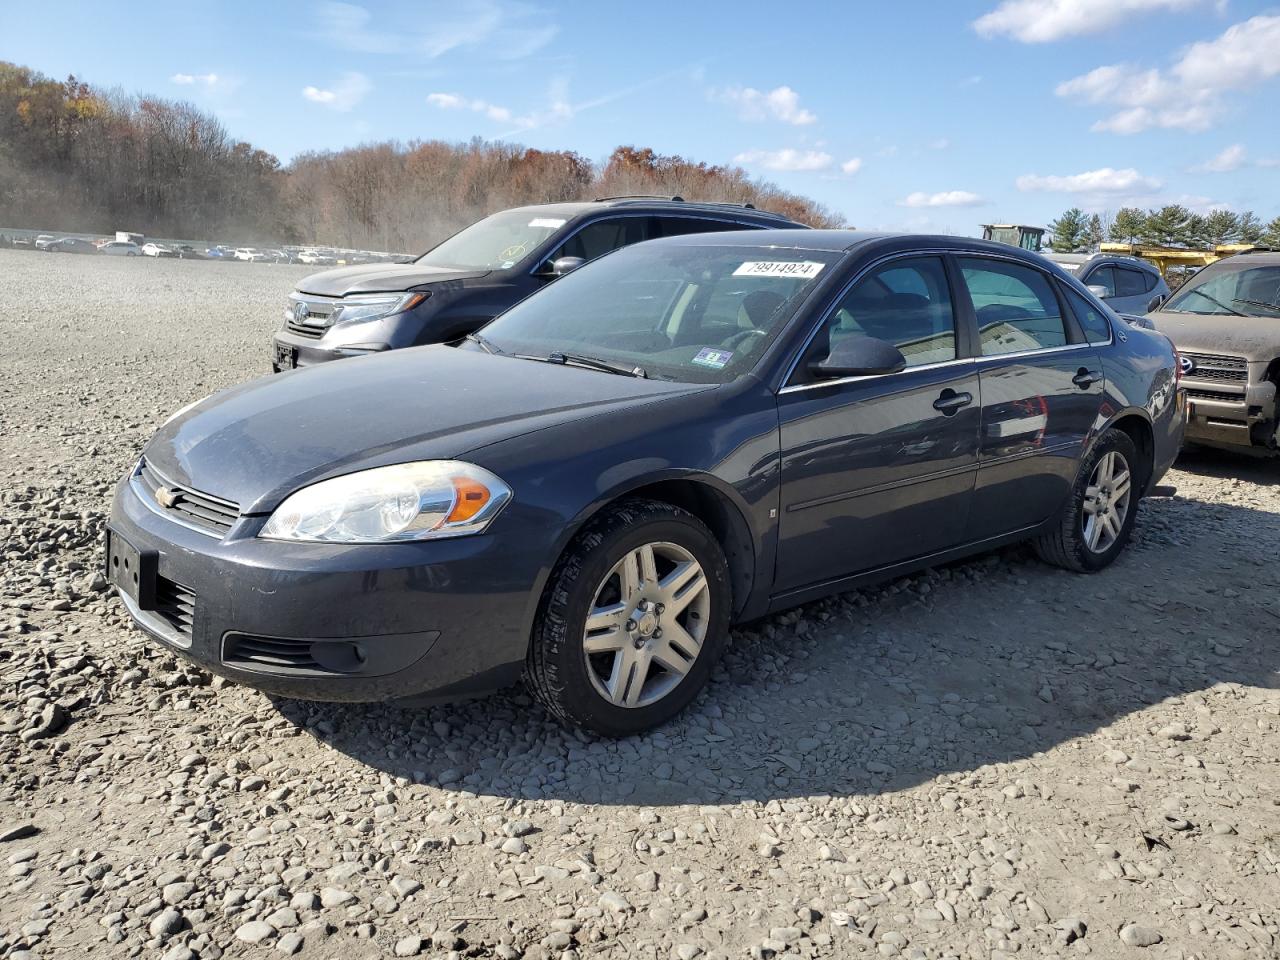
[105,528,157,608]
[275,342,297,369]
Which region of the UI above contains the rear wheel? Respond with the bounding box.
[525,499,731,736]
[1035,428,1142,572]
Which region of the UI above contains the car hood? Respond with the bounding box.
[1147,310,1280,362]
[143,347,706,514]
[297,261,490,296]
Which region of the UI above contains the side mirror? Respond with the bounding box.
[1146,293,1167,313]
[1087,284,1111,300]
[549,256,585,277]
[810,336,906,379]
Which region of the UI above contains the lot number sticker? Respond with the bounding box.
[692,347,733,369]
[528,218,566,229]
[733,260,825,279]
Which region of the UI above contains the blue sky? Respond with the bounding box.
[4,0,1278,234]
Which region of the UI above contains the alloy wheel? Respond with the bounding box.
[582,541,710,708]
[1082,450,1132,553]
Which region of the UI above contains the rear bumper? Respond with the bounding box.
[107,472,553,702]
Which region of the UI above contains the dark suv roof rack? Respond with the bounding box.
[594,195,782,216]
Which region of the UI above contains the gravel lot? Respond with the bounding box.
[2,249,1278,960]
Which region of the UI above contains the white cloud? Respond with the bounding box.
[928,138,951,151]
[974,0,1207,43]
[171,73,219,87]
[316,0,557,60]
[302,72,372,111]
[714,85,817,125]
[1056,15,1280,133]
[1016,167,1161,192]
[900,190,987,208]
[733,148,832,172]
[1190,144,1247,173]
[840,157,863,175]
[427,92,512,123]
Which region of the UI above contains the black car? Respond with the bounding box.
[110,231,1184,735]
[272,197,806,372]
[47,237,99,254]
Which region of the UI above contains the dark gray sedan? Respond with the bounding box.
[107,231,1184,735]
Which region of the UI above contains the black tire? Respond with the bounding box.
[525,499,732,737]
[1035,427,1143,573]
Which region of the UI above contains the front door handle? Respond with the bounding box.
[933,389,973,415]
[1072,368,1102,389]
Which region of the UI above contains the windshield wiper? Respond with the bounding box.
[465,332,504,355]
[542,352,647,378]
[1232,298,1280,315]
[1183,289,1245,316]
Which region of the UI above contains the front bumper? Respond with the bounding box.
[107,472,548,702]
[1182,377,1277,451]
[271,331,388,370]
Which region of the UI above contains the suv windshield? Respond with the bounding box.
[477,243,841,383]
[417,209,569,271]
[1165,263,1280,317]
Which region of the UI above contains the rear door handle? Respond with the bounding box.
[933,389,973,415]
[1072,368,1102,389]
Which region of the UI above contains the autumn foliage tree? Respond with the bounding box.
[0,61,844,250]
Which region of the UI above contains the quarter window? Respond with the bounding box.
[1062,286,1113,344]
[960,258,1068,356]
[815,256,957,371]
[1114,267,1148,298]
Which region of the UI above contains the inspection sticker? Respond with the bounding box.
[733,260,825,279]
[692,347,733,369]
[528,217,566,229]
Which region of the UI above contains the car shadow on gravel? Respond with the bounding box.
[271,494,1280,807]
[1175,445,1280,486]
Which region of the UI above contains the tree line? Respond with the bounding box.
[0,61,843,251]
[1046,205,1280,254]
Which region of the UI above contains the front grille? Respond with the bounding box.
[1181,352,1247,383]
[225,634,319,671]
[1186,388,1244,403]
[153,576,195,639]
[284,296,335,339]
[137,460,240,535]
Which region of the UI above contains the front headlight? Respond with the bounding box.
[260,461,511,543]
[330,291,428,327]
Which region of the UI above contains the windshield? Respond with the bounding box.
[417,209,570,271]
[1165,263,1280,316]
[477,243,841,383]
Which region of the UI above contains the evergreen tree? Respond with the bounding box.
[1261,217,1280,248]
[1047,207,1089,252]
[1238,211,1264,244]
[1087,213,1104,251]
[1109,207,1147,243]
[1201,209,1241,246]
[1142,205,1194,247]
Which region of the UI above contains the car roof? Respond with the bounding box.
[500,198,806,227]
[638,229,1060,259]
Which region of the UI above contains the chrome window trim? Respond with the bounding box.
[525,212,766,277]
[778,356,976,394]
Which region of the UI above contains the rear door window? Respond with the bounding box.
[1115,267,1148,298]
[959,258,1069,355]
[655,216,759,238]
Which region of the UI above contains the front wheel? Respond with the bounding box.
[1035,428,1142,572]
[525,499,731,736]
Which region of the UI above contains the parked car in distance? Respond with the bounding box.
[296,249,337,266]
[172,244,208,260]
[272,197,808,372]
[34,234,58,251]
[204,245,233,259]
[141,242,177,258]
[1148,249,1280,456]
[99,241,141,257]
[109,230,1183,734]
[1043,252,1169,315]
[47,237,99,254]
[234,247,269,262]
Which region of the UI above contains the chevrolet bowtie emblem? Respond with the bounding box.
[155,486,180,509]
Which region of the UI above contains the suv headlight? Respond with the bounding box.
[331,291,429,327]
[260,461,511,543]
